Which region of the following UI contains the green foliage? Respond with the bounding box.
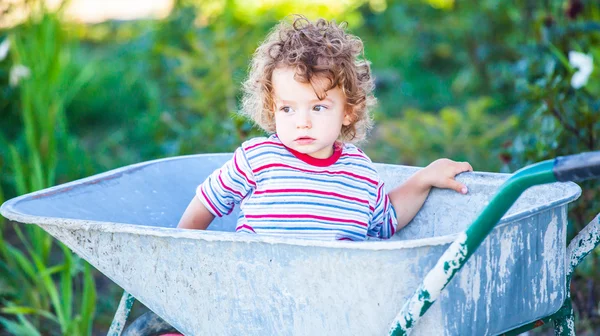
[506,2,600,235]
[0,314,42,336]
[499,1,600,328]
[146,2,265,154]
[0,0,599,334]
[367,97,517,170]
[0,1,97,334]
[360,0,537,117]
[0,226,96,335]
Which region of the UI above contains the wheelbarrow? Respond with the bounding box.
[1,151,599,335]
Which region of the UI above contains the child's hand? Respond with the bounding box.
[420,159,473,194]
[388,158,473,229]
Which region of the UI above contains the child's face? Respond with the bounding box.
[271,67,352,159]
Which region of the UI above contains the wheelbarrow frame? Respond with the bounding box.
[0,152,597,335]
[104,152,600,336]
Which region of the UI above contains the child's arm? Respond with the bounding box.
[388,158,473,230]
[177,146,256,230]
[178,196,215,230]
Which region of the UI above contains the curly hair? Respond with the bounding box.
[240,15,376,143]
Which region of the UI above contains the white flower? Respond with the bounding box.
[0,39,9,61]
[9,64,31,87]
[569,51,593,89]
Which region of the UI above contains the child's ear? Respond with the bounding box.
[343,114,352,126]
[343,106,354,126]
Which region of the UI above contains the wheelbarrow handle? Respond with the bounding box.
[388,151,600,336]
[567,213,600,279]
[554,151,600,182]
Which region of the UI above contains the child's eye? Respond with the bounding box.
[313,105,328,112]
[280,106,293,113]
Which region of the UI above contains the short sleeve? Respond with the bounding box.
[197,147,256,217]
[368,180,398,239]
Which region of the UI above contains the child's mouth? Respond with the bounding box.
[294,136,316,145]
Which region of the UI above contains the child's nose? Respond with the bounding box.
[296,110,312,129]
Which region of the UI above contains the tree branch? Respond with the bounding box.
[548,104,585,143]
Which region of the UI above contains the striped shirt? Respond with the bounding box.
[197,135,398,241]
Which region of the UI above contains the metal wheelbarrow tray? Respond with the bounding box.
[2,152,600,335]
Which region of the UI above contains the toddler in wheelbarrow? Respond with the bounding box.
[2,15,600,336]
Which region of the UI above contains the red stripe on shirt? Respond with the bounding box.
[384,193,389,210]
[200,187,222,217]
[376,183,383,204]
[254,188,369,205]
[233,153,256,187]
[218,173,244,198]
[341,153,367,159]
[245,214,368,227]
[245,141,284,151]
[236,224,256,233]
[253,163,378,186]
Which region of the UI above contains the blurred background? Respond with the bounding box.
[0,0,598,334]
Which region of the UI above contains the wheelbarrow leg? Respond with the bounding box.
[553,213,600,336]
[107,291,136,336]
[553,298,575,336]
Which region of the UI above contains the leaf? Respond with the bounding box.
[38,264,65,277]
[5,245,36,281]
[0,316,42,336]
[547,43,573,73]
[9,145,28,195]
[79,263,96,336]
[13,225,66,330]
[60,244,73,324]
[1,306,59,324]
[30,151,45,191]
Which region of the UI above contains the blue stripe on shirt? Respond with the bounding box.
[246,148,291,161]
[252,225,365,237]
[249,150,376,173]
[254,175,377,198]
